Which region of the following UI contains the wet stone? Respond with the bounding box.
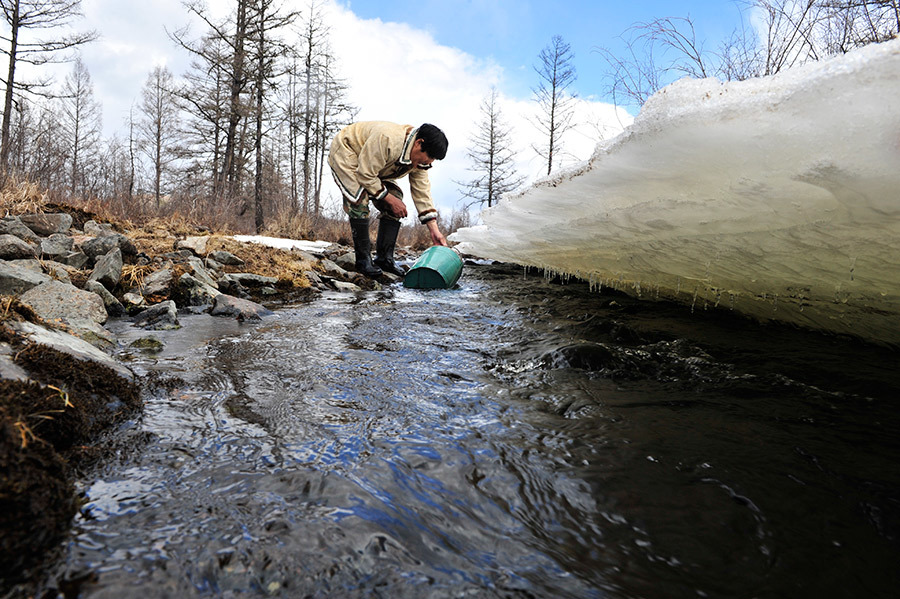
[133,300,180,330]
[129,336,164,352]
[331,280,362,293]
[211,294,272,320]
[175,273,219,307]
[85,280,126,317]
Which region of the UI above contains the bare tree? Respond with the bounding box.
[171,0,252,201]
[459,88,524,210]
[597,1,899,114]
[249,0,298,233]
[176,33,230,197]
[0,0,96,178]
[532,35,577,176]
[137,65,180,209]
[60,56,101,197]
[312,49,355,216]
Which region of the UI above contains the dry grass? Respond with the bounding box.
[121,264,156,290]
[0,178,49,217]
[206,235,315,287]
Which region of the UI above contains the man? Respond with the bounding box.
[329,121,449,278]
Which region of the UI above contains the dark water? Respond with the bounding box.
[35,263,900,598]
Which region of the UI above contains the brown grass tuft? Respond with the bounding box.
[0,178,49,217]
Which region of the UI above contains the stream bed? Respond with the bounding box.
[33,263,900,598]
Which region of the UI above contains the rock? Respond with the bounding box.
[303,270,324,289]
[79,233,136,260]
[8,258,41,272]
[209,250,244,266]
[133,300,179,330]
[9,320,133,382]
[0,351,30,381]
[128,336,163,352]
[186,256,219,288]
[0,259,51,295]
[216,275,248,297]
[19,213,73,236]
[49,233,74,250]
[88,248,123,290]
[0,217,40,243]
[205,257,224,272]
[40,237,71,261]
[318,258,349,279]
[82,220,112,236]
[122,292,146,312]
[162,249,195,260]
[379,271,403,285]
[0,233,37,259]
[19,280,108,328]
[140,263,175,298]
[84,280,126,317]
[62,250,89,270]
[211,294,272,321]
[176,235,210,256]
[335,252,356,271]
[293,249,320,262]
[174,273,219,307]
[43,261,76,285]
[331,280,362,292]
[221,272,277,287]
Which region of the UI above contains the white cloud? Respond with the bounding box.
[322,1,632,217]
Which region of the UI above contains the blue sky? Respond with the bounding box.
[341,0,749,108]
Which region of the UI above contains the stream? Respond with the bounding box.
[34,263,900,598]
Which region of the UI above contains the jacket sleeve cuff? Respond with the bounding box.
[373,186,389,201]
[418,209,438,224]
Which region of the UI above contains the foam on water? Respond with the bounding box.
[452,38,900,345]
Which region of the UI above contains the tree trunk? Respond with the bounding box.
[254,2,265,234]
[0,0,21,180]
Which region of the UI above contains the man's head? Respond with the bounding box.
[411,123,448,168]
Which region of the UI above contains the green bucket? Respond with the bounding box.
[403,246,463,289]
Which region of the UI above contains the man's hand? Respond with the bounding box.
[426,219,448,247]
[384,193,407,218]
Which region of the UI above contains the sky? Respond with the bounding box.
[17,0,751,217]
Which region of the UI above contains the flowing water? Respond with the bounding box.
[35,263,900,598]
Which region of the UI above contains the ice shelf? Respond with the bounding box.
[452,38,900,346]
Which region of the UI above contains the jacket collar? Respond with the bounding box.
[397,125,419,166]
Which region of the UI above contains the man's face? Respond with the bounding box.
[410,139,435,169]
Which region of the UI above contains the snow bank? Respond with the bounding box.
[452,38,900,346]
[232,235,333,253]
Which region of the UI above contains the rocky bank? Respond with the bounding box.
[0,207,408,587]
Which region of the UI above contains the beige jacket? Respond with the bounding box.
[328,121,438,223]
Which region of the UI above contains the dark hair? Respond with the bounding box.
[417,123,448,160]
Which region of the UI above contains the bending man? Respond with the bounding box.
[329,121,449,278]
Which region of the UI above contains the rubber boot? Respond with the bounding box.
[349,218,382,278]
[374,218,407,276]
